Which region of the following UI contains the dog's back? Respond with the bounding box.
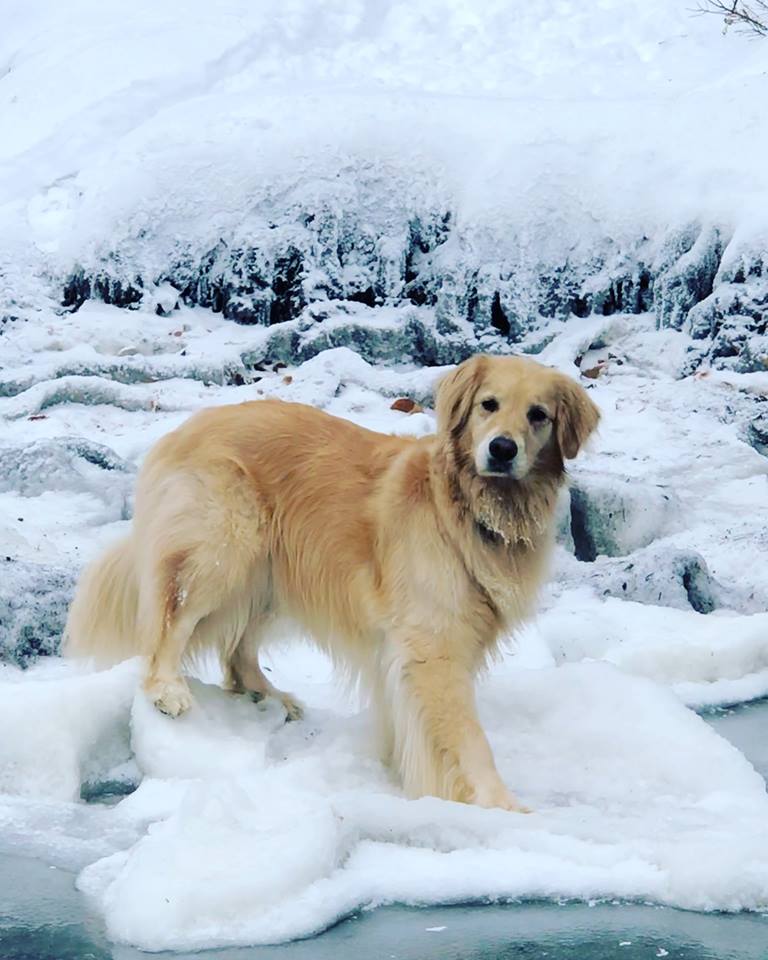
[65,398,412,678]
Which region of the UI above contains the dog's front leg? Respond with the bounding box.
[381,636,529,812]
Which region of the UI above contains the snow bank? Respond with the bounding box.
[0,657,764,951]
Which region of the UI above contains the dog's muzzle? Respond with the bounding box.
[480,434,521,476]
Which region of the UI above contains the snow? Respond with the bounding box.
[1,655,767,951]
[1,302,768,947]
[2,0,768,950]
[0,659,137,800]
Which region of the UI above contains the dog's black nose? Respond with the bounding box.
[488,436,518,462]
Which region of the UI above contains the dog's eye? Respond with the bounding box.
[527,405,549,425]
[480,398,499,412]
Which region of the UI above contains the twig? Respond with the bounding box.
[694,0,768,36]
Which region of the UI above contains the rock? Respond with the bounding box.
[80,759,141,803]
[151,282,181,317]
[567,473,680,561]
[686,240,768,371]
[554,488,575,553]
[745,412,768,457]
[0,438,134,518]
[0,558,75,666]
[556,544,763,615]
[654,224,723,332]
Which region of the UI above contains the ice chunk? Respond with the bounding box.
[70,662,768,950]
[0,660,139,800]
[567,472,681,561]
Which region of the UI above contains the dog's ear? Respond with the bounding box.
[555,375,600,459]
[436,355,486,436]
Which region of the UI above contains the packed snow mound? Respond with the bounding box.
[1,658,766,950]
[532,591,768,709]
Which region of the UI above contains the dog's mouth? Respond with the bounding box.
[478,459,516,478]
[478,455,531,480]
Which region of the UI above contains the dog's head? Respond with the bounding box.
[436,354,600,480]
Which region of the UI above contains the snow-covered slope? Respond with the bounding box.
[1,0,767,368]
[1,0,768,950]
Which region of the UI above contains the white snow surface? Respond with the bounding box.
[1,301,768,948]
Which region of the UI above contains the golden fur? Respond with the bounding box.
[65,354,599,811]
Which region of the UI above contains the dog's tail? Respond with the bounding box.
[63,536,141,665]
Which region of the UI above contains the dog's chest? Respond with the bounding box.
[470,534,553,629]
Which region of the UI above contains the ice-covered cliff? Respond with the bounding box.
[1,0,767,372]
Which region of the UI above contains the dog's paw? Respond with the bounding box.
[249,688,304,721]
[146,680,193,718]
[280,694,304,722]
[472,783,531,814]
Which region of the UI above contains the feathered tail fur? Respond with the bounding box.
[63,536,141,665]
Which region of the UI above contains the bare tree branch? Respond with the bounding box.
[695,0,768,36]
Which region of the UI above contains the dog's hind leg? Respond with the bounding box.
[139,549,200,717]
[222,572,303,721]
[134,462,273,718]
[223,622,304,721]
[140,544,255,718]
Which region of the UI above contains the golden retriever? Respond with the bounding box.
[65,353,599,811]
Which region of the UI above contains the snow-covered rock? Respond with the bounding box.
[567,473,680,561]
[40,215,768,373]
[555,544,762,615]
[0,437,133,510]
[0,557,74,666]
